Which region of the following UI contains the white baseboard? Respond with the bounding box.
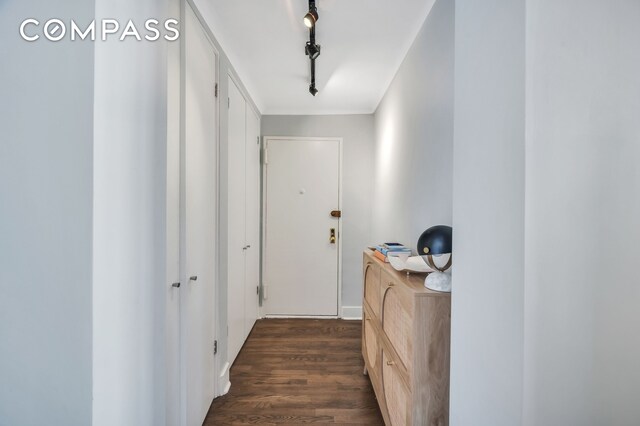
[264,315,339,319]
[260,308,363,320]
[217,361,230,397]
[341,306,363,320]
[219,361,230,377]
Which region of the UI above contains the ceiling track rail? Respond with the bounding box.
[303,0,321,96]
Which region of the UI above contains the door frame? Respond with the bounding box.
[181,0,222,411]
[260,136,343,319]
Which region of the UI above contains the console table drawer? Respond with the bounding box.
[363,308,380,375]
[382,350,411,426]
[381,270,414,374]
[363,256,382,319]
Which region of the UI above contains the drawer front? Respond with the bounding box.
[381,272,414,374]
[362,308,380,375]
[382,350,411,426]
[362,307,390,423]
[363,258,382,318]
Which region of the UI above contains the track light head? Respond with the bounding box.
[305,42,321,60]
[309,84,318,96]
[303,8,318,28]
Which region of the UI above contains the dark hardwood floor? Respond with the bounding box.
[204,319,384,425]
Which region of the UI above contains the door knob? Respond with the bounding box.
[172,282,181,288]
[330,228,336,244]
[190,276,198,281]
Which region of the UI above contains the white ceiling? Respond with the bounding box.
[195,0,436,115]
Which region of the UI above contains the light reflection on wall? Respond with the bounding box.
[377,106,396,181]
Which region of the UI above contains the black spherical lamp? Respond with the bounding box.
[417,225,452,292]
[417,225,452,256]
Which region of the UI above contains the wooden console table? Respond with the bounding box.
[362,249,451,426]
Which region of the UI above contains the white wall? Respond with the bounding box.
[92,0,175,424]
[372,0,454,250]
[524,0,640,425]
[0,1,94,425]
[450,1,526,425]
[261,115,375,309]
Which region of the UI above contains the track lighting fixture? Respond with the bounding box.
[303,8,318,28]
[303,0,318,28]
[305,42,321,60]
[303,0,321,96]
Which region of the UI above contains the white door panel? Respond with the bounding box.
[183,6,217,425]
[244,107,260,336]
[264,138,341,316]
[227,78,247,365]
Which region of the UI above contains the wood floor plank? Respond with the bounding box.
[204,319,384,425]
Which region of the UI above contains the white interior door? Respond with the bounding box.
[263,138,341,316]
[182,6,217,425]
[227,78,247,364]
[244,107,260,336]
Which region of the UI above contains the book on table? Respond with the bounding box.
[382,242,403,249]
[385,248,411,257]
[375,245,411,256]
[373,249,389,263]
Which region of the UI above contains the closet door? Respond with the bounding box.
[227,78,247,365]
[183,5,217,426]
[244,107,260,337]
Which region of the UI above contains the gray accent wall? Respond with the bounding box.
[262,115,375,309]
[451,1,640,425]
[523,1,640,424]
[0,1,95,425]
[91,0,178,424]
[451,0,526,425]
[372,0,455,250]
